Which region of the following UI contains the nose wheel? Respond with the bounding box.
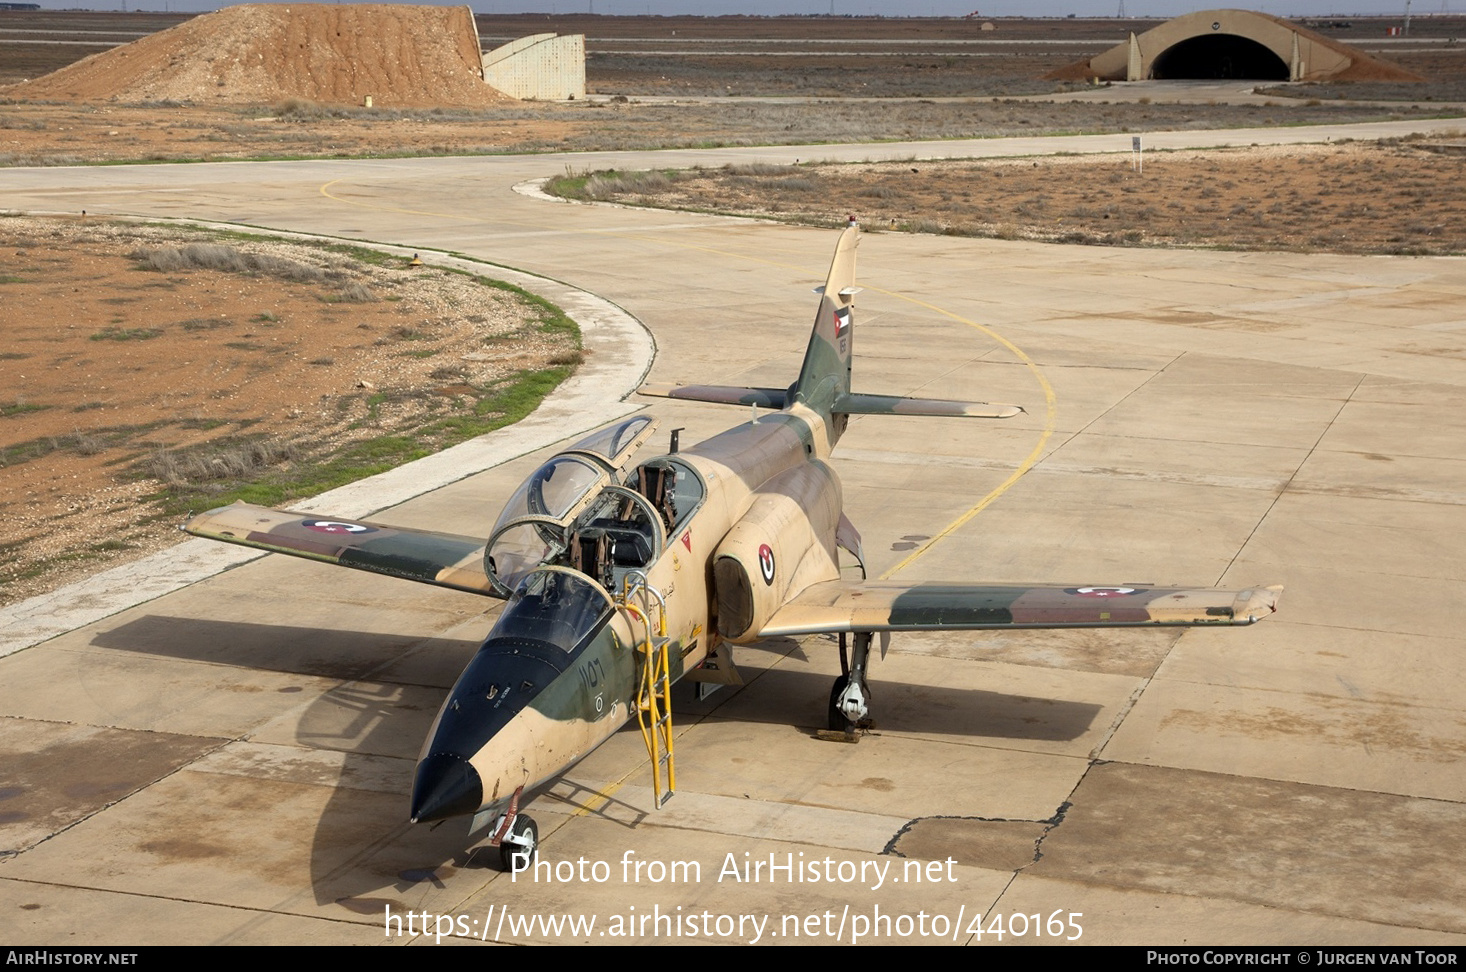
[495,813,538,874]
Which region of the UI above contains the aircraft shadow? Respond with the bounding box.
[91,613,478,682]
[89,614,1100,908]
[694,666,1105,742]
[91,614,483,908]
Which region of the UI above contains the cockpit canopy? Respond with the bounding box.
[493,454,606,529]
[483,416,704,598]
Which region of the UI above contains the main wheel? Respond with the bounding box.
[828,676,851,731]
[498,814,538,873]
[828,675,873,731]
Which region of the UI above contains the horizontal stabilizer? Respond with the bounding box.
[184,503,500,597]
[761,581,1282,637]
[834,392,1024,420]
[637,383,788,409]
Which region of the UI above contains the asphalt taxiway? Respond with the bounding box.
[3,119,1465,945]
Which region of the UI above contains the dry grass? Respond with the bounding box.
[131,243,328,283]
[143,438,300,488]
[0,94,1455,167]
[556,139,1466,256]
[336,281,375,303]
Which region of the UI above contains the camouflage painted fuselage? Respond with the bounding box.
[411,403,841,823]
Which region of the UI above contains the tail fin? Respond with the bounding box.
[792,223,860,423]
[636,224,1023,436]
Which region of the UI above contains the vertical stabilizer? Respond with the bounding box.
[794,224,860,434]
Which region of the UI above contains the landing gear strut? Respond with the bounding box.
[828,632,873,732]
[489,785,538,873]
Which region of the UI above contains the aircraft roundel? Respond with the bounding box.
[302,519,376,535]
[757,543,776,585]
[1065,586,1144,598]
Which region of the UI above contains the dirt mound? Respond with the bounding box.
[5,4,511,107]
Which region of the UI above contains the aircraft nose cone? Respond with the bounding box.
[410,752,482,823]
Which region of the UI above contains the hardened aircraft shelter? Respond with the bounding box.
[1052,9,1422,82]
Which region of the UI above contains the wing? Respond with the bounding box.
[183,503,499,597]
[760,581,1282,637]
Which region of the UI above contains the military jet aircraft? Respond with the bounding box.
[184,224,1280,871]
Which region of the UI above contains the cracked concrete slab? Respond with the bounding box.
[1030,762,1466,935]
[890,817,1051,873]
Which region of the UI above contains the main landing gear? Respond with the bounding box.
[828,632,874,733]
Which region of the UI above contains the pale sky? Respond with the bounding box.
[45,0,1439,21]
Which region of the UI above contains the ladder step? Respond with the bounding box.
[625,605,675,812]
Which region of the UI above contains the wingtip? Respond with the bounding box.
[1238,584,1284,622]
[963,401,1024,419]
[968,403,1025,419]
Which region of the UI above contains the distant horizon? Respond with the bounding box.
[16,2,1446,22]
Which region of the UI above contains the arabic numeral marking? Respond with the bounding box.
[965,911,985,939]
[985,912,1006,941]
[1009,912,1030,936]
[578,658,605,692]
[595,693,603,713]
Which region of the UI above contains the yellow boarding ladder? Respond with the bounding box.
[621,572,675,809]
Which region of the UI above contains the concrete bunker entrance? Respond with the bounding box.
[1150,34,1288,80]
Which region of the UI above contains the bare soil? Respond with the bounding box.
[563,135,1466,256]
[1,11,1461,167]
[0,217,577,605]
[0,97,1454,168]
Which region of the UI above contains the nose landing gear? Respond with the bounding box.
[488,785,539,874]
[497,813,538,874]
